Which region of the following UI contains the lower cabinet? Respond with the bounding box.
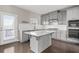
[22,33,29,42]
[60,30,67,41]
[0,31,1,45]
[56,30,61,40]
[52,32,57,39]
[56,30,67,41]
[19,31,29,42]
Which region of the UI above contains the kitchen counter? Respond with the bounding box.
[68,27,79,29]
[19,25,57,42]
[19,24,67,43]
[24,30,55,53]
[24,30,55,37]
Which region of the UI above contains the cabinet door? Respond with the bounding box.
[58,12,63,25]
[67,7,79,20]
[52,32,57,39]
[49,11,57,20]
[62,11,67,25]
[41,15,46,24]
[58,11,66,25]
[45,14,49,24]
[41,14,49,25]
[57,30,67,40]
[60,30,67,40]
[56,30,61,40]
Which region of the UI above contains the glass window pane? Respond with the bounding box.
[4,30,15,40]
[2,15,16,40]
[3,15,15,29]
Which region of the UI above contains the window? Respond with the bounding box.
[1,13,17,40]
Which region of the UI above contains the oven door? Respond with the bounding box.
[68,29,79,39]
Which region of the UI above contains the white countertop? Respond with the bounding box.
[44,25,67,30]
[24,30,55,37]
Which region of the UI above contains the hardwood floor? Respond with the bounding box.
[0,39,79,53]
[43,40,79,53]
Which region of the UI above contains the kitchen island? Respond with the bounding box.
[24,30,55,53]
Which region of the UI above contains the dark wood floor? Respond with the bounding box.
[0,39,79,53]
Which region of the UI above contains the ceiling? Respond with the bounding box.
[15,5,73,15]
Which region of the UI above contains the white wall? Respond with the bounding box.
[0,5,41,24]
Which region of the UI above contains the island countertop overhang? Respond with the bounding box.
[24,30,56,37]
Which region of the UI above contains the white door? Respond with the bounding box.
[0,13,17,45]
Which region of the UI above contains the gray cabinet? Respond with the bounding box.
[56,30,61,40]
[67,6,79,20]
[41,14,49,25]
[60,30,67,40]
[58,10,67,25]
[56,30,67,40]
[49,11,58,25]
[41,10,67,25]
[41,15,46,24]
[52,31,57,39]
[22,32,29,42]
[41,11,57,25]
[49,11,57,20]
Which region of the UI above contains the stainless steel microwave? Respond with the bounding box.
[68,20,79,27]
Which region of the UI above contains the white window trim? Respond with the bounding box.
[0,11,18,45]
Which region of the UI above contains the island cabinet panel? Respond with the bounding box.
[38,34,52,52]
[67,6,79,20]
[30,34,52,53]
[30,36,38,52]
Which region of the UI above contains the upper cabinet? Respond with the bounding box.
[49,11,58,25]
[41,11,58,25]
[67,6,79,20]
[41,6,79,25]
[41,10,67,25]
[58,10,67,25]
[41,14,49,25]
[49,11,57,20]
